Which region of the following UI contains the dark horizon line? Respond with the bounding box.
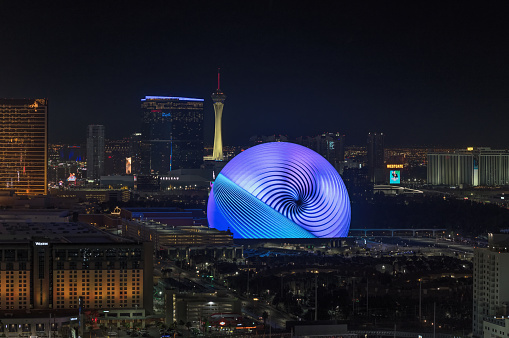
[47,138,501,151]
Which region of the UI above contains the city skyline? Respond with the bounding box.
[1,2,509,148]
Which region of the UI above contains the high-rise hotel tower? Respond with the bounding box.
[212,70,226,161]
[141,96,204,174]
[87,124,105,180]
[0,98,47,195]
[367,132,385,183]
[473,233,509,337]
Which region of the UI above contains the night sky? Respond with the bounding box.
[1,2,508,147]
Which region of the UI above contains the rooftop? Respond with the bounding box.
[141,96,204,102]
[0,222,132,244]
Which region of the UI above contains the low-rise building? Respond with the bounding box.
[0,221,153,335]
[122,218,233,247]
[484,316,509,338]
[164,291,241,326]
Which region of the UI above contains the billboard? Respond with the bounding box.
[126,157,132,174]
[390,170,400,184]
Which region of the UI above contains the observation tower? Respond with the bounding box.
[211,69,226,161]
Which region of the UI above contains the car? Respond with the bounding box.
[190,328,203,336]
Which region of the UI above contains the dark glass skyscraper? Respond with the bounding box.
[0,98,47,195]
[141,96,204,174]
[367,132,385,183]
[86,125,105,180]
[104,138,130,176]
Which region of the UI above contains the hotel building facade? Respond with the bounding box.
[473,233,509,337]
[428,148,509,187]
[140,96,204,174]
[0,98,47,195]
[0,222,153,332]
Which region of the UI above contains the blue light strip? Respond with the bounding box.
[141,96,204,102]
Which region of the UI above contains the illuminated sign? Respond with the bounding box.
[67,173,76,182]
[467,147,474,151]
[162,112,171,117]
[141,96,204,102]
[390,170,400,184]
[387,164,404,169]
[219,322,226,326]
[126,157,132,174]
[35,242,49,246]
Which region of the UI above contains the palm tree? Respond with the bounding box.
[262,311,269,330]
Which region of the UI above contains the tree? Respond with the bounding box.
[185,322,192,331]
[262,311,269,326]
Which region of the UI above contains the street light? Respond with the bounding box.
[418,279,422,322]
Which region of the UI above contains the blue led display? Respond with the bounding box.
[207,142,351,238]
[390,170,400,184]
[141,96,204,102]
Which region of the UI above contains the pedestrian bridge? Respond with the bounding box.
[349,228,447,237]
[350,330,454,338]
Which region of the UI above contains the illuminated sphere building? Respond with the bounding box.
[207,142,351,238]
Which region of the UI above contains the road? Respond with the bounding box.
[241,298,296,329]
[167,263,295,329]
[406,237,475,253]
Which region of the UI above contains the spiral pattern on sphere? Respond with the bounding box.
[207,142,351,238]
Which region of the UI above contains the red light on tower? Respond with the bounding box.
[217,68,221,90]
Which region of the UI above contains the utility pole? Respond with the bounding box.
[419,279,422,322]
[352,278,355,314]
[433,302,436,338]
[269,311,272,336]
[281,274,284,297]
[315,274,318,321]
[366,278,369,318]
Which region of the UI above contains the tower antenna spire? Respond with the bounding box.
[211,68,226,161]
[217,68,221,91]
